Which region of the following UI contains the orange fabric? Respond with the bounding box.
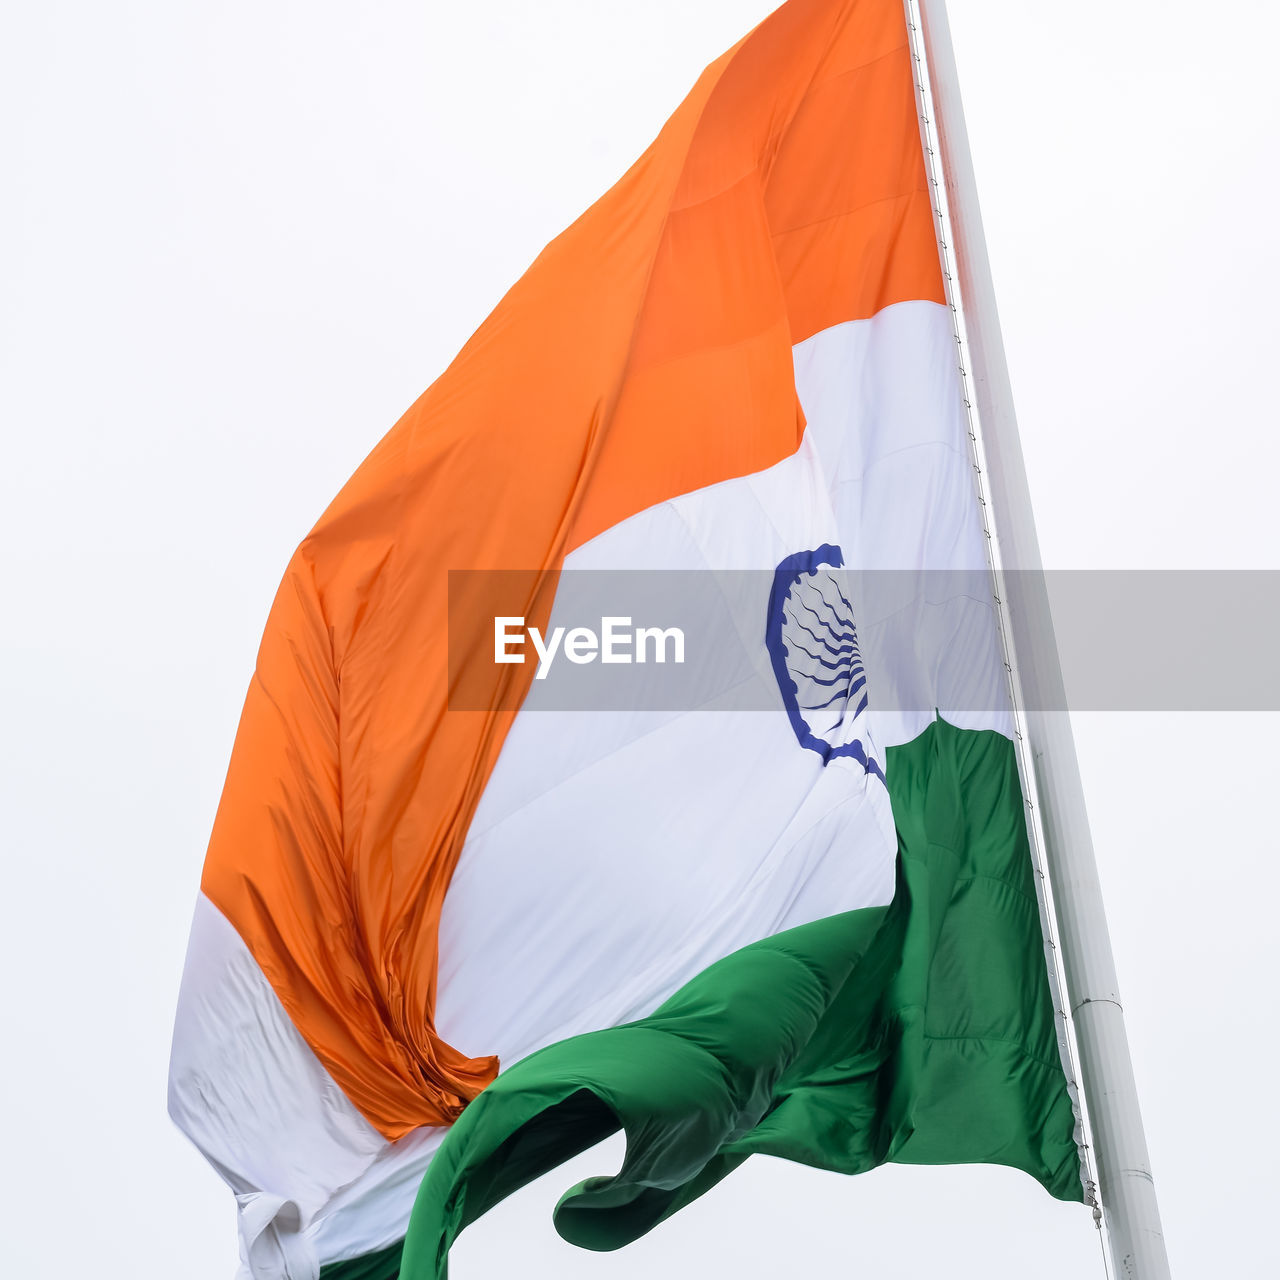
[201,0,943,1140]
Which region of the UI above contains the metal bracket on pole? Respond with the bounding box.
[907,2,1171,1275]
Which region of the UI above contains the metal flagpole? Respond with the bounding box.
[903,2,1172,1276]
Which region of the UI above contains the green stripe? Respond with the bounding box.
[320,1241,403,1280]
[324,717,1080,1279]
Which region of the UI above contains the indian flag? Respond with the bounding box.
[169,1,1083,1276]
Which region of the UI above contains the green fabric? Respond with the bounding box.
[320,1242,403,1280]
[323,717,1081,1280]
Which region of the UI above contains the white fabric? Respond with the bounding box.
[169,300,1012,1273]
[794,304,1012,742]
[168,897,384,1278]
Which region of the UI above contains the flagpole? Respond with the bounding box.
[906,2,1171,1275]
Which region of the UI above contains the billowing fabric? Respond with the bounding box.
[194,0,938,1140]
[312,723,1079,1280]
[169,1,1081,1276]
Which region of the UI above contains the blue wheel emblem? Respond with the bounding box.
[766,545,882,779]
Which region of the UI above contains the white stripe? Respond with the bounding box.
[169,300,1011,1274]
[795,300,1011,742]
[168,895,385,1278]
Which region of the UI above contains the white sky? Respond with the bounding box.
[2,1,1276,1276]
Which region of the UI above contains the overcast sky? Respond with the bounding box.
[2,2,1276,1276]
